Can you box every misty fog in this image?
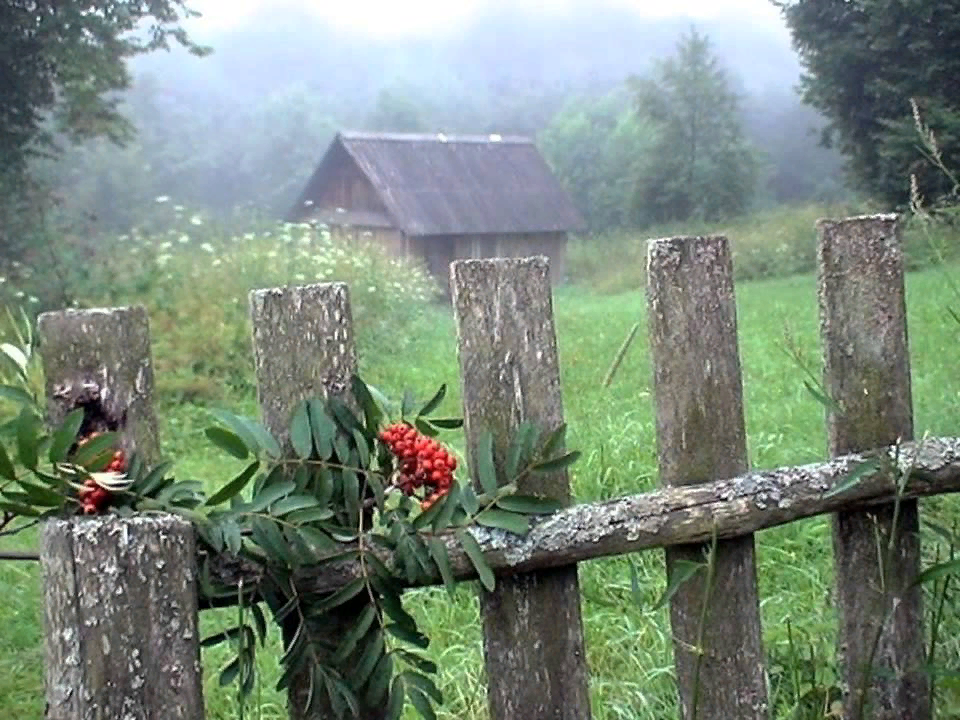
[48,3,845,233]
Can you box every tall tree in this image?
[629,27,758,225]
[0,0,207,254]
[774,0,960,208]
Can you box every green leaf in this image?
[416,384,446,418]
[354,631,386,692]
[476,508,530,536]
[394,648,438,675]
[803,380,841,413]
[375,582,418,630]
[308,398,336,461]
[460,483,479,516]
[407,684,438,720]
[457,529,495,591]
[912,558,960,588]
[311,578,367,616]
[0,439,16,481]
[286,506,335,525]
[823,458,882,499]
[414,416,439,438]
[205,461,260,506]
[369,654,396,705]
[204,427,249,460]
[133,460,174,497]
[48,408,85,464]
[402,670,443,704]
[428,537,456,597]
[298,525,337,551]
[343,469,361,526]
[475,430,497,495]
[15,409,41,470]
[0,343,28,379]
[495,494,566,514]
[290,401,313,459]
[71,431,119,470]
[315,466,335,506]
[201,626,246,647]
[352,428,371,468]
[250,517,294,566]
[387,677,404,720]
[0,384,35,408]
[387,623,430,649]
[219,656,242,687]
[431,484,460,532]
[351,375,384,431]
[248,480,296,512]
[13,479,63,507]
[333,604,378,663]
[0,500,41,517]
[421,417,463,430]
[540,422,568,459]
[271,494,321,517]
[209,409,282,459]
[530,450,581,474]
[653,559,705,610]
[506,422,538,480]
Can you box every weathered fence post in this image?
[37,306,161,464]
[646,236,769,719]
[817,214,929,719]
[248,283,382,720]
[42,515,204,720]
[451,256,592,719]
[37,308,202,719]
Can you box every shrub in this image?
[3,205,439,404]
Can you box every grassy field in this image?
[3,227,960,717]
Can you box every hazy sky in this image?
[188,0,788,37]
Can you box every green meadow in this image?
[2,208,960,718]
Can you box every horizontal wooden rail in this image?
[203,436,960,598]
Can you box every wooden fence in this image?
[34,213,960,720]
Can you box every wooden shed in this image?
[286,131,586,291]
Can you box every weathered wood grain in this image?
[42,514,203,720]
[37,306,160,465]
[817,213,929,719]
[646,235,768,719]
[451,256,591,720]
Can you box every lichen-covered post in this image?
[248,283,383,720]
[37,306,161,465]
[817,214,929,719]
[646,236,769,719]
[42,514,204,720]
[451,256,591,720]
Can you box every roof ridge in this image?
[338,130,533,144]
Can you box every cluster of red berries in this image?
[378,423,457,510]
[78,478,112,515]
[75,432,127,515]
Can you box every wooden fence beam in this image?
[248,283,382,720]
[200,435,960,597]
[647,236,769,719]
[451,257,592,720]
[42,514,204,720]
[817,214,929,719]
[37,306,161,465]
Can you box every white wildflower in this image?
[160,241,172,250]
[28,296,39,304]
[190,215,203,226]
[178,234,189,244]
[155,195,170,203]
[200,242,214,253]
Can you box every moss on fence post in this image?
[646,235,769,720]
[451,256,592,720]
[817,214,929,720]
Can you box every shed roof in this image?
[288,131,587,235]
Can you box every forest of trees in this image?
[5,0,957,256]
